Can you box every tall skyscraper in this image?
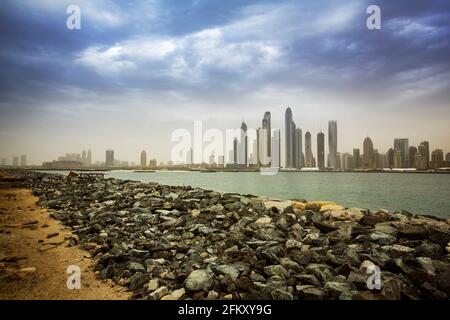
[140,150,147,167]
[12,156,19,166]
[353,149,360,169]
[233,138,238,165]
[328,120,338,169]
[419,141,430,169]
[387,148,395,168]
[262,112,271,165]
[257,128,269,166]
[394,138,409,168]
[271,130,281,168]
[409,146,417,169]
[82,150,87,165]
[305,131,313,167]
[105,149,114,167]
[239,122,248,167]
[317,132,325,169]
[431,149,444,169]
[87,150,92,166]
[295,128,303,168]
[285,107,293,168]
[20,155,27,167]
[363,137,374,169]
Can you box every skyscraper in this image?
[20,155,27,167]
[1,158,6,166]
[87,150,92,166]
[394,138,409,168]
[387,148,395,168]
[13,156,19,166]
[363,137,374,169]
[328,121,338,169]
[305,131,313,167]
[82,150,87,165]
[271,130,281,168]
[295,128,303,168]
[233,138,238,165]
[409,146,417,169]
[317,132,325,169]
[140,150,147,167]
[239,122,248,167]
[105,149,114,167]
[353,149,360,169]
[285,107,294,168]
[419,141,430,169]
[262,112,271,164]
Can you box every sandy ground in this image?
[0,185,131,300]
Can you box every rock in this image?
[147,279,160,292]
[360,260,377,274]
[398,225,428,240]
[415,240,443,257]
[129,272,148,291]
[271,289,293,300]
[436,271,450,295]
[255,216,272,225]
[370,231,396,245]
[207,290,219,300]
[285,239,303,249]
[320,204,344,213]
[149,286,169,300]
[380,278,402,300]
[326,208,363,222]
[184,269,214,292]
[161,288,185,300]
[347,271,367,290]
[324,282,354,299]
[264,265,289,279]
[127,262,146,273]
[305,264,334,284]
[296,285,325,300]
[384,244,415,257]
[212,264,240,280]
[223,294,233,300]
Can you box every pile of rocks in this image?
[4,171,450,300]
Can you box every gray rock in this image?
[184,269,214,291]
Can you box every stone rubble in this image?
[2,170,450,300]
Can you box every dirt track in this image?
[0,186,130,300]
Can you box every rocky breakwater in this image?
[5,171,450,300]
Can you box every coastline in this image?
[1,170,450,300]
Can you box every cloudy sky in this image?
[0,0,449,165]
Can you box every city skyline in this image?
[1,1,450,164]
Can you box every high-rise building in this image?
[257,128,269,167]
[353,149,360,169]
[285,107,294,168]
[1,158,6,166]
[295,128,303,168]
[13,156,19,166]
[431,149,444,169]
[342,153,353,170]
[408,146,417,169]
[209,154,216,166]
[394,150,402,168]
[239,122,248,167]
[271,130,281,168]
[149,159,157,167]
[387,148,394,168]
[262,112,271,164]
[317,132,325,169]
[105,149,114,167]
[305,131,313,167]
[328,120,338,169]
[394,138,409,168]
[87,150,92,166]
[446,153,450,162]
[419,141,430,169]
[373,149,379,169]
[20,155,27,167]
[82,150,87,165]
[363,137,374,169]
[233,138,238,165]
[140,150,147,167]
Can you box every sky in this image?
[0,0,449,165]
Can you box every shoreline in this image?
[1,170,450,300]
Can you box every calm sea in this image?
[36,170,450,218]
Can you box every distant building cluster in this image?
[0,155,27,167]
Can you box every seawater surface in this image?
[36,170,450,218]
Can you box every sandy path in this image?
[0,187,131,300]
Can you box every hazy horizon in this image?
[1,0,449,165]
